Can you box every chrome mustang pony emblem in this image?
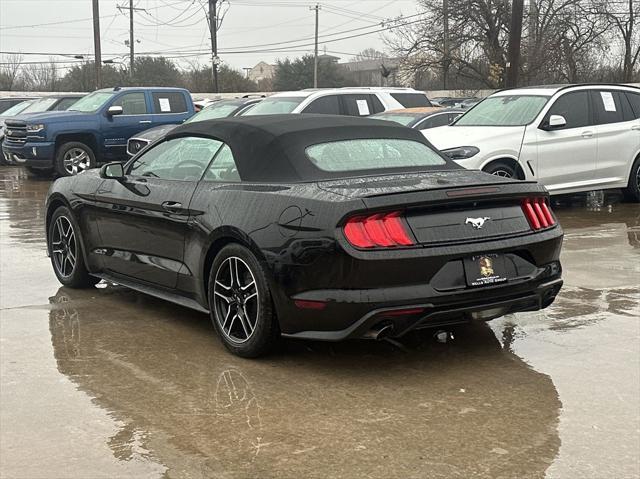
[465,217,491,229]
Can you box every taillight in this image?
[522,197,556,231]
[343,211,415,248]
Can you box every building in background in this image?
[248,62,276,84]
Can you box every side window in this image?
[369,95,385,113]
[618,92,636,121]
[546,91,590,129]
[419,114,451,129]
[112,92,148,115]
[129,136,222,181]
[54,98,79,111]
[342,94,376,116]
[591,90,625,125]
[390,93,431,108]
[625,92,640,119]
[302,95,340,115]
[152,92,188,114]
[203,145,241,182]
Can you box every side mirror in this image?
[100,162,125,180]
[543,114,567,130]
[107,105,123,116]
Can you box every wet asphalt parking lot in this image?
[0,166,638,479]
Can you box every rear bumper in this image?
[2,141,55,167]
[281,272,562,341]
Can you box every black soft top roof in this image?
[166,114,455,182]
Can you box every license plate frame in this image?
[463,254,508,287]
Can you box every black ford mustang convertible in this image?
[45,115,563,357]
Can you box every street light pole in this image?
[92,0,102,89]
[310,3,320,88]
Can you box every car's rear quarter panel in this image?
[184,182,362,313]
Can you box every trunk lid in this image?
[319,170,548,247]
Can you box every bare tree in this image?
[0,53,24,90]
[351,48,388,62]
[558,3,610,81]
[388,0,511,89]
[595,0,640,81]
[389,0,622,88]
[21,59,58,91]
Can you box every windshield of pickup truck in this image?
[68,91,115,112]
[454,95,549,126]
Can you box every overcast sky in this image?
[0,0,419,73]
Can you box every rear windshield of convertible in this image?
[305,138,446,172]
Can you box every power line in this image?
[0,0,192,30]
[0,14,422,62]
[319,0,393,34]
[0,13,423,59]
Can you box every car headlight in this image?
[26,124,45,132]
[441,146,479,160]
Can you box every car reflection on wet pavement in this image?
[0,167,638,479]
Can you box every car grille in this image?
[4,120,27,146]
[127,138,149,156]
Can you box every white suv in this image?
[241,87,431,116]
[422,84,640,201]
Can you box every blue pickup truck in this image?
[2,87,194,176]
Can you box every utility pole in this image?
[442,0,449,90]
[310,4,320,88]
[129,0,134,82]
[209,0,219,93]
[117,2,145,82]
[506,0,524,88]
[92,0,102,89]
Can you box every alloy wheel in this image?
[491,169,513,178]
[51,216,77,278]
[63,148,91,175]
[213,256,260,344]
[636,164,640,193]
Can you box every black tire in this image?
[622,157,640,203]
[208,244,279,358]
[48,206,100,288]
[54,141,96,177]
[25,166,53,178]
[483,161,517,179]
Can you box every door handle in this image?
[632,125,640,131]
[161,201,183,213]
[139,120,152,124]
[581,130,594,138]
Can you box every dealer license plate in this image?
[464,254,508,287]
